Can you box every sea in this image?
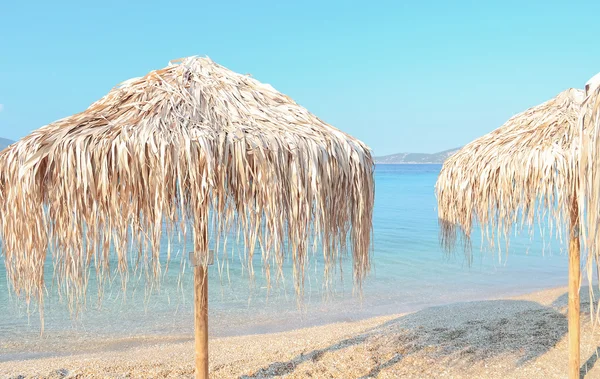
[0,164,570,359]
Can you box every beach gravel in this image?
[1,287,598,378]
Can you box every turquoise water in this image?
[0,164,569,357]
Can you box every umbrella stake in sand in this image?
[189,250,213,379]
[568,194,580,379]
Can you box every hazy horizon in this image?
[0,134,460,156]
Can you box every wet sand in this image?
[1,286,599,378]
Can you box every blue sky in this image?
[1,1,599,155]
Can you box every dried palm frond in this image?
[436,88,584,254]
[578,75,600,323]
[0,57,375,317]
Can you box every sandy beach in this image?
[0,286,598,378]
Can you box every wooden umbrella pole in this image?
[194,257,209,379]
[568,194,581,379]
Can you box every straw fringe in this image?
[436,88,584,257]
[0,57,374,315]
[578,82,600,325]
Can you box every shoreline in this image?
[1,285,599,378]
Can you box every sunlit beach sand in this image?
[2,286,598,378]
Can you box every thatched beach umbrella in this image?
[436,88,585,379]
[579,73,600,316]
[0,57,374,378]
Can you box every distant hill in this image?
[0,137,14,151]
[374,147,461,164]
[0,138,462,163]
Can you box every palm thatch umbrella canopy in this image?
[0,56,375,378]
[436,88,586,379]
[579,73,600,315]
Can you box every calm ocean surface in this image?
[0,164,569,357]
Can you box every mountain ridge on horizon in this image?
[374,147,461,164]
[0,136,460,164]
[0,137,14,151]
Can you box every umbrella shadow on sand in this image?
[241,299,567,378]
[552,286,600,378]
[551,286,599,313]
